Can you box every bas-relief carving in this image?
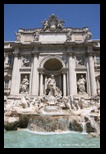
[76,56,85,67]
[21,57,31,67]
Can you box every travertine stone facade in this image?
[4,14,100,98]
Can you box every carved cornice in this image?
[38,67,68,75]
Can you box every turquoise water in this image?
[4,129,100,148]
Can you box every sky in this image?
[4,4,100,41]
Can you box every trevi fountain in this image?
[4,74,100,148]
[4,14,100,148]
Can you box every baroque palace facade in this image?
[4,14,100,99]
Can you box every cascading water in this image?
[86,116,100,134]
[27,115,70,132]
[81,122,87,134]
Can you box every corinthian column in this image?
[67,46,76,96]
[5,53,8,64]
[10,48,20,95]
[88,46,96,96]
[63,73,66,96]
[31,47,39,96]
[40,72,43,96]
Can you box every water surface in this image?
[4,129,100,148]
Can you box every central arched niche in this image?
[44,58,63,71]
[43,58,63,94]
[39,56,66,95]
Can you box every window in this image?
[8,56,12,65]
[96,56,100,64]
[4,80,9,88]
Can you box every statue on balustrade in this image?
[33,30,39,41]
[42,20,49,31]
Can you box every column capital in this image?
[86,46,95,57]
[67,46,74,57]
[32,52,39,57]
[38,68,44,74]
[88,50,97,95]
[67,51,74,57]
[62,68,68,74]
[32,47,39,56]
[13,47,20,57]
[87,51,95,57]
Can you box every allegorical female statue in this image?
[77,75,86,94]
[20,76,29,93]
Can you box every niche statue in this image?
[77,75,86,94]
[20,76,29,93]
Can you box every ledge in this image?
[75,67,87,71]
[19,67,31,71]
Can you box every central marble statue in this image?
[45,74,62,97]
[46,74,56,96]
